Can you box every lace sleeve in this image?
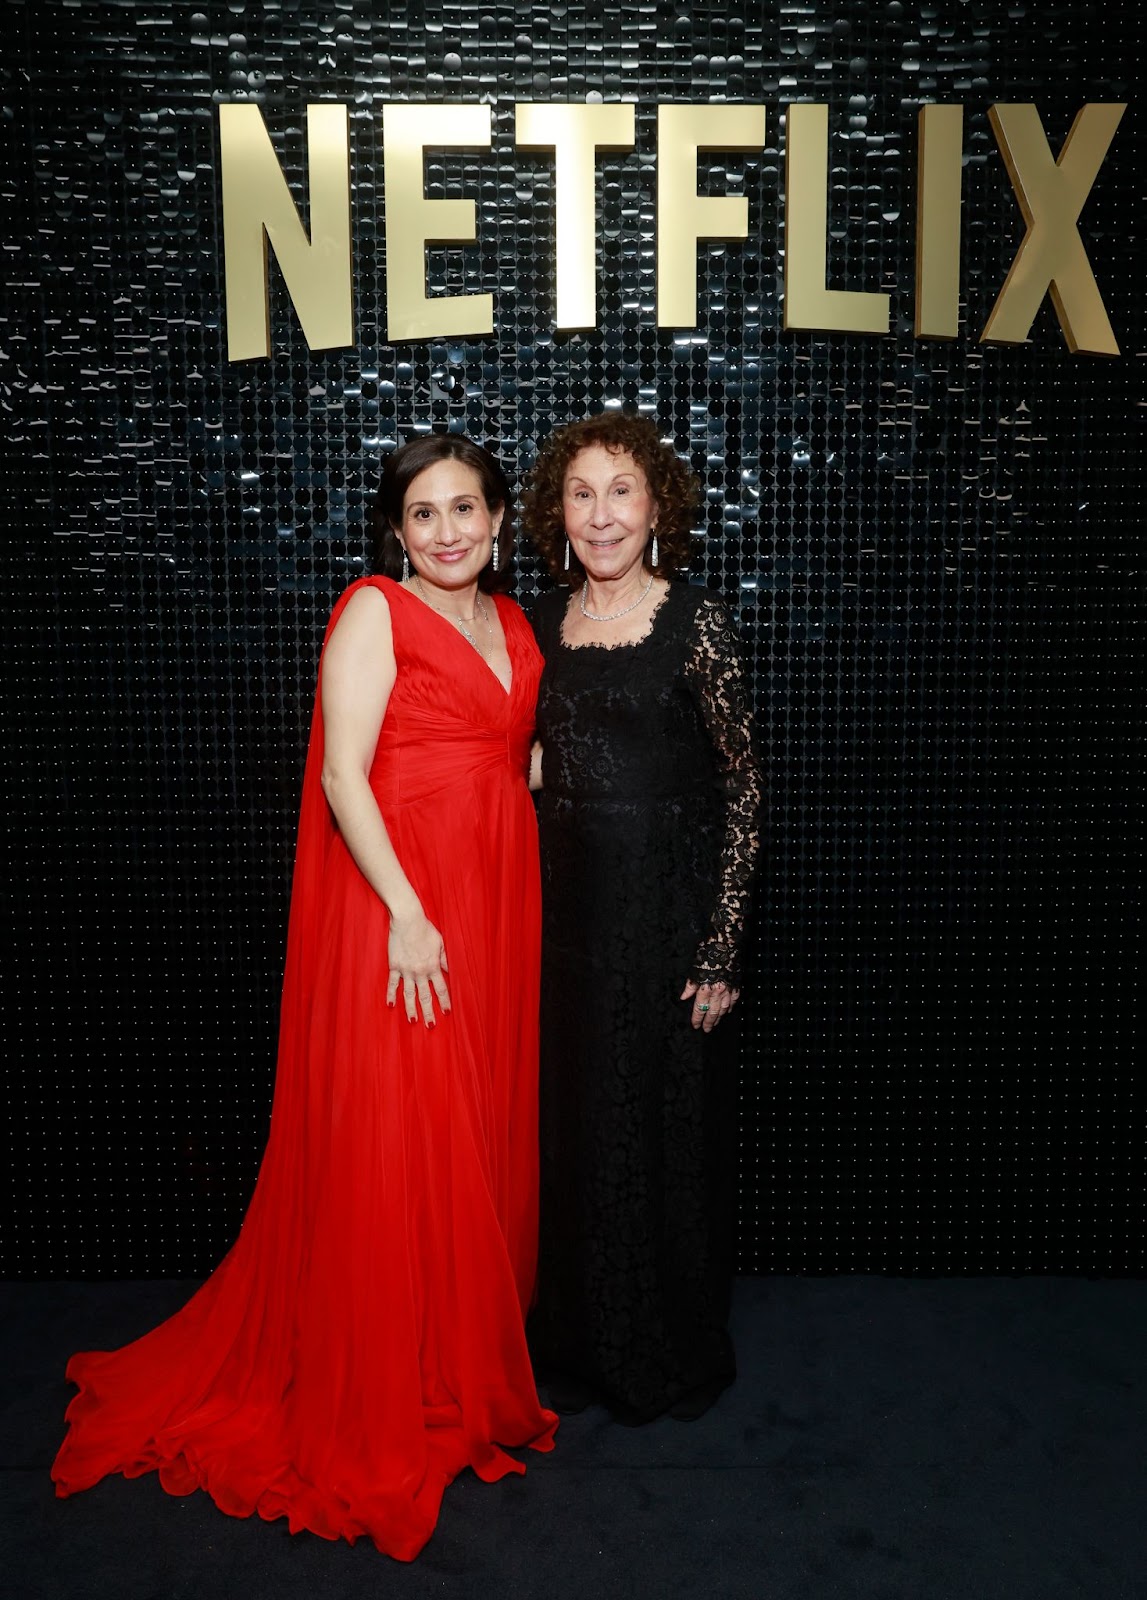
[683,596,763,988]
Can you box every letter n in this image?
[219,103,353,361]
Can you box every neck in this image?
[412,571,481,617]
[583,565,652,613]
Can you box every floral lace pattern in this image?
[528,580,762,1419]
[682,595,762,985]
[534,582,761,984]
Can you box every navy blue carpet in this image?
[2,1276,1144,1599]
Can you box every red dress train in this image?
[52,577,557,1560]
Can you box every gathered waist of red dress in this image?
[369,730,532,808]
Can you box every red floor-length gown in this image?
[52,576,557,1560]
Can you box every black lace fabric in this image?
[528,581,762,1422]
[682,595,762,986]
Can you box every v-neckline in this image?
[392,580,514,698]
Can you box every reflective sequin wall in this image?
[3,0,1143,1274]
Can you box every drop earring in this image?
[564,539,571,572]
[651,532,659,568]
[402,547,410,582]
[492,533,500,570]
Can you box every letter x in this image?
[982,103,1125,356]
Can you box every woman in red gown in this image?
[52,435,557,1560]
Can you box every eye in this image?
[613,484,629,496]
[455,501,474,515]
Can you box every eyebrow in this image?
[406,492,479,509]
[566,472,638,487]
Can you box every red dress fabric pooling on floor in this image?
[52,577,557,1560]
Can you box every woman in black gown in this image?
[523,413,762,1424]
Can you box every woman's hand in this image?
[680,978,740,1033]
[386,909,451,1027]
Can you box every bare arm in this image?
[320,586,450,1026]
[528,740,544,792]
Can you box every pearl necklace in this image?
[413,575,493,655]
[579,573,655,622]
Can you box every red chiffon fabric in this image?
[52,577,557,1560]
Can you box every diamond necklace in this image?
[579,573,654,622]
[413,574,492,654]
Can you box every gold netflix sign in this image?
[218,101,1127,361]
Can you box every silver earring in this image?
[402,547,410,582]
[651,532,659,567]
[492,533,499,569]
[564,538,571,572]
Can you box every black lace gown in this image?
[529,580,762,1422]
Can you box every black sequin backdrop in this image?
[2,0,1143,1276]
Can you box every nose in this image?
[589,498,611,528]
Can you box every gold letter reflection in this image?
[982,103,1125,356]
[383,104,492,341]
[915,105,964,340]
[219,103,352,362]
[657,104,766,328]
[515,103,636,329]
[784,103,889,335]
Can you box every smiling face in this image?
[562,445,658,583]
[397,458,503,591]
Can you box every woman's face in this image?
[398,458,502,589]
[562,445,658,583]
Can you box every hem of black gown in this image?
[666,1372,735,1422]
[534,1353,736,1428]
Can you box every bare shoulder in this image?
[331,580,393,638]
[324,581,395,672]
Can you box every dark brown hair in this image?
[371,433,514,591]
[521,413,700,586]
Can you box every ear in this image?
[492,505,505,535]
